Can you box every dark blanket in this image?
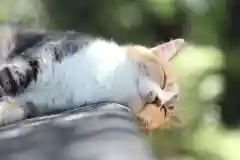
[0,103,157,160]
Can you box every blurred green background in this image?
[1,0,240,159]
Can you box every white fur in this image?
[15,39,148,113]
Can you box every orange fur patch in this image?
[136,104,166,132]
[136,104,182,132]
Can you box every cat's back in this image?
[54,39,135,84]
[16,39,139,110]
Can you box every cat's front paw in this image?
[146,89,177,117]
[138,77,177,107]
[0,96,26,126]
[155,90,177,107]
[145,90,157,104]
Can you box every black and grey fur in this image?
[0,23,96,125]
[0,23,94,95]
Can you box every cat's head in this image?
[123,38,184,89]
[150,38,184,100]
[124,38,184,102]
[126,39,185,131]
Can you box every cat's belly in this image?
[15,40,141,112]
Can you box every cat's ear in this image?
[151,38,185,61]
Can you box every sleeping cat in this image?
[0,24,184,128]
[16,40,181,112]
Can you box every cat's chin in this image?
[135,103,166,132]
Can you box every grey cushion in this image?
[0,103,157,160]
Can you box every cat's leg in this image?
[0,57,36,97]
[128,96,145,114]
[0,96,28,126]
[138,77,178,121]
[138,77,177,108]
[0,96,41,126]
